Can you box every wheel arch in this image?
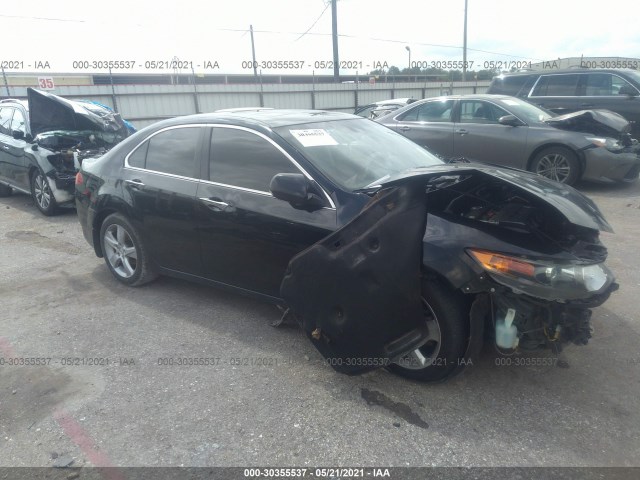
[92,203,133,258]
[526,142,585,175]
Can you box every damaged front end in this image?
[282,164,618,378]
[546,109,640,182]
[418,166,618,354]
[27,88,131,204]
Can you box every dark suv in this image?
[487,69,640,136]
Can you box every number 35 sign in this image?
[37,77,55,90]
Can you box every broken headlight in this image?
[467,249,614,301]
[586,136,624,152]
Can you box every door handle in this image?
[2,145,9,149]
[399,126,411,131]
[199,197,231,212]
[124,179,145,188]
[456,129,468,135]
[580,103,594,108]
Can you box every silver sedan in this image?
[376,94,640,185]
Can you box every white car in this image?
[354,98,416,119]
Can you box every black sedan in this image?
[76,110,617,382]
[0,88,131,215]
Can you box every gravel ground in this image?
[0,180,639,471]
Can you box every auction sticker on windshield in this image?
[290,129,338,147]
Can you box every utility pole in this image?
[331,0,339,83]
[1,65,10,97]
[462,0,468,81]
[250,25,259,82]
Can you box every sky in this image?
[2,0,639,75]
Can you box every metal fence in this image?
[4,80,490,129]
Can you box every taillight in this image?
[75,171,84,185]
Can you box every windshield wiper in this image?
[362,174,391,189]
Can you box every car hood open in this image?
[545,109,631,137]
[374,163,613,233]
[27,88,129,139]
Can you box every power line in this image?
[218,28,543,61]
[0,14,85,23]
[296,1,331,40]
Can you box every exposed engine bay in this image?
[26,88,133,203]
[421,170,617,353]
[282,166,618,375]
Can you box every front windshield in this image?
[274,118,443,190]
[495,97,554,123]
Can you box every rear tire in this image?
[388,279,469,382]
[30,169,59,216]
[530,147,580,185]
[0,183,12,197]
[99,213,158,286]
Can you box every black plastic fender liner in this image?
[280,183,430,375]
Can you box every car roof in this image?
[494,68,639,78]
[0,99,28,110]
[412,94,517,102]
[148,109,358,130]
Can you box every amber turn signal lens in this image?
[468,249,535,278]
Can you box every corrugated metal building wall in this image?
[4,81,490,129]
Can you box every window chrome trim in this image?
[207,124,336,210]
[199,178,272,196]
[123,122,336,210]
[123,124,206,182]
[124,165,201,183]
[528,72,640,98]
[391,98,455,123]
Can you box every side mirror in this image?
[498,114,525,127]
[11,130,25,140]
[618,85,638,97]
[270,173,326,211]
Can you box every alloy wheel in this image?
[535,153,571,183]
[34,174,51,210]
[103,224,138,278]
[394,299,442,370]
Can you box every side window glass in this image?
[127,141,149,168]
[400,101,453,122]
[210,127,300,192]
[10,109,26,135]
[0,108,13,136]
[532,74,579,96]
[612,76,638,96]
[145,127,200,178]
[499,76,529,96]
[356,105,375,117]
[460,101,510,124]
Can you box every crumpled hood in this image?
[545,109,631,137]
[376,163,613,233]
[27,88,129,139]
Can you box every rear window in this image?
[489,75,533,97]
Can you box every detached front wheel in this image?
[388,280,469,382]
[99,213,158,286]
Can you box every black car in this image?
[76,110,617,382]
[487,68,640,136]
[0,88,131,215]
